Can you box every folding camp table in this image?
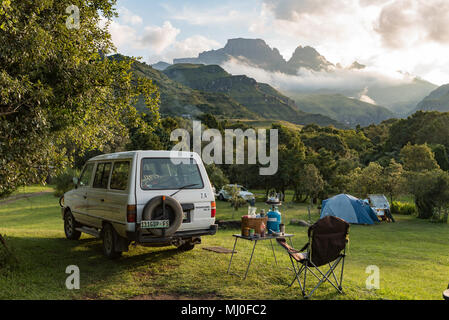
[227,233,294,280]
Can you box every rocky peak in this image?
[222,38,285,69]
[287,46,334,72]
[349,61,366,70]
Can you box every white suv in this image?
[61,151,217,258]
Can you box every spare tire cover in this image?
[142,196,183,236]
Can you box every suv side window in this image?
[93,162,112,189]
[79,163,95,187]
[110,161,130,190]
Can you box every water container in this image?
[267,207,281,234]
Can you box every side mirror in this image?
[72,177,79,186]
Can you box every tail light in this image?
[211,201,216,218]
[127,205,136,223]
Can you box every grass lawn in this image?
[0,186,448,300]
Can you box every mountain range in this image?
[155,38,438,121]
[115,55,344,127]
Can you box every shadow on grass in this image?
[1,234,185,299]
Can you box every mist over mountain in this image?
[162,63,344,127]
[110,55,344,127]
[173,38,437,117]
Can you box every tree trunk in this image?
[0,233,11,253]
[415,197,434,219]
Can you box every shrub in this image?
[52,168,80,197]
[391,201,417,215]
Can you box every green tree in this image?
[400,143,439,172]
[296,164,324,204]
[268,124,306,201]
[0,0,159,197]
[348,162,383,198]
[406,169,449,219]
[205,164,229,190]
[224,184,247,218]
[382,159,405,203]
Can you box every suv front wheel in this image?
[64,210,81,240]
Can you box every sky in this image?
[106,0,449,85]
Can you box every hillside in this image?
[286,92,396,127]
[413,84,449,113]
[122,56,258,119]
[162,63,344,127]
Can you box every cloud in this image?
[221,56,413,95]
[141,21,180,54]
[149,35,221,64]
[104,19,138,50]
[117,7,143,25]
[374,0,449,48]
[101,19,180,55]
[263,0,350,21]
[165,3,255,26]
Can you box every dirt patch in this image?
[0,191,52,204]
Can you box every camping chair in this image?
[277,216,350,299]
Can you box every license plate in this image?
[141,220,169,229]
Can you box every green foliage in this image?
[224,184,247,216]
[400,143,439,172]
[387,111,449,152]
[295,164,324,203]
[52,168,80,197]
[391,201,417,215]
[0,1,160,197]
[205,164,229,189]
[347,162,383,198]
[405,169,449,219]
[383,159,405,203]
[430,144,449,171]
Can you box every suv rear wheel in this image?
[64,210,81,240]
[102,223,122,259]
[176,240,196,251]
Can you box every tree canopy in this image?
[0,0,159,196]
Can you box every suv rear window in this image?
[110,161,130,190]
[141,158,204,190]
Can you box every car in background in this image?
[217,184,255,202]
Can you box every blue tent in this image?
[320,194,380,225]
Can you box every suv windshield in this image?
[141,158,204,190]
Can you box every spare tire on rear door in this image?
[142,196,183,237]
